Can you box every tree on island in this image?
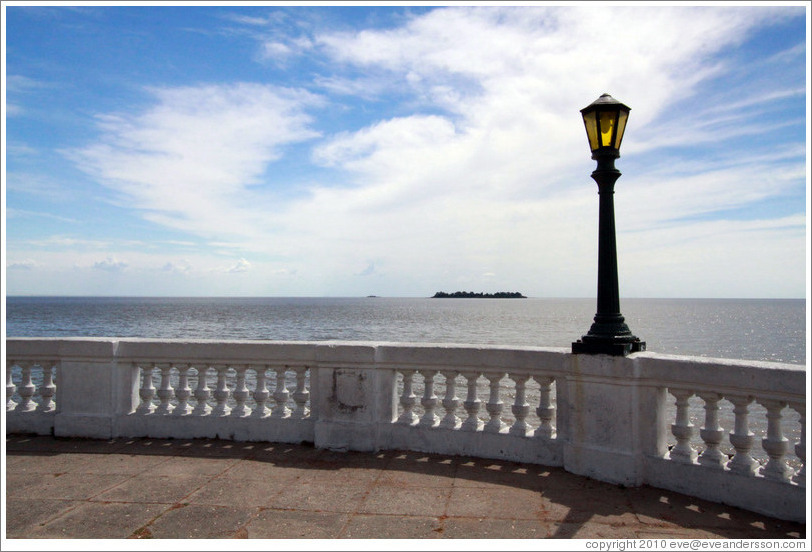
[431,291,527,298]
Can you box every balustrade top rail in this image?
[7,337,805,389]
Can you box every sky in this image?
[2,2,809,298]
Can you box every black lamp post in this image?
[572,93,645,356]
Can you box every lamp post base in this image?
[572,335,646,356]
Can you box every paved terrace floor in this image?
[4,434,807,540]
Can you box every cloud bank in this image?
[6,6,806,298]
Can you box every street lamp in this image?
[572,93,645,356]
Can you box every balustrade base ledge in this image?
[385,423,564,466]
[54,414,115,440]
[6,411,55,436]
[564,443,643,487]
[116,413,316,443]
[644,456,806,524]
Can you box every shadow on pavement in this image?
[5,434,806,540]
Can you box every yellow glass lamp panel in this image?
[583,111,599,151]
[614,110,628,149]
[598,111,615,147]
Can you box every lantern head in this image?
[581,93,630,159]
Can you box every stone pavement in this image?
[4,434,806,540]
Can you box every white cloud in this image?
[66,83,323,243]
[6,103,25,117]
[5,172,79,201]
[223,14,273,26]
[7,260,37,271]
[93,256,128,272]
[356,262,377,277]
[262,41,293,59]
[226,258,252,273]
[5,208,79,224]
[5,74,49,93]
[22,236,118,249]
[162,260,192,274]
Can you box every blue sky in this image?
[3,2,809,298]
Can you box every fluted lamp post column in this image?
[572,93,645,356]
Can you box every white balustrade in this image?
[759,399,792,482]
[698,392,726,469]
[461,371,483,431]
[15,363,37,413]
[125,362,311,421]
[136,364,157,415]
[173,364,193,416]
[155,364,175,415]
[727,394,759,476]
[5,339,805,523]
[397,370,419,425]
[789,401,805,487]
[439,371,461,429]
[483,372,506,433]
[126,362,312,422]
[6,361,17,411]
[669,388,697,463]
[665,391,805,482]
[509,373,531,437]
[35,362,57,413]
[192,366,212,416]
[292,367,310,418]
[212,365,232,417]
[534,376,555,439]
[252,366,271,418]
[271,368,290,419]
[419,369,440,428]
[6,361,59,413]
[231,365,251,418]
[391,368,554,440]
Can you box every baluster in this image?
[231,364,251,417]
[211,365,232,417]
[136,364,157,414]
[790,401,805,487]
[173,364,192,416]
[669,389,697,463]
[6,361,17,411]
[534,376,555,439]
[155,364,175,415]
[192,366,212,416]
[252,365,271,418]
[484,372,506,433]
[759,399,792,481]
[509,373,531,437]
[727,394,758,476]
[397,370,419,425]
[292,367,310,418]
[15,363,37,412]
[271,368,290,418]
[461,371,482,431]
[36,362,57,413]
[698,392,726,468]
[439,370,461,429]
[419,370,440,427]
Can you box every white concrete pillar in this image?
[563,353,664,486]
[52,339,138,439]
[312,344,396,452]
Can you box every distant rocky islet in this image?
[431,291,527,298]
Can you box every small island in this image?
[431,291,527,299]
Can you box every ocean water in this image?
[4,296,807,364]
